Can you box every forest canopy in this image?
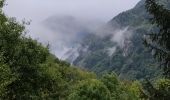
[0,0,170,100]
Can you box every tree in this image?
[68,79,111,100]
[101,73,122,100]
[145,0,170,77]
[0,0,61,99]
[141,79,170,100]
[101,73,140,100]
[141,0,170,99]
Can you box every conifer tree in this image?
[145,0,170,77]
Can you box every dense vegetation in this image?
[0,0,170,99]
[141,0,170,99]
[0,0,141,99]
[70,0,170,80]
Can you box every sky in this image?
[4,0,140,22]
[3,0,141,59]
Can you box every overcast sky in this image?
[4,0,140,22]
[3,0,141,59]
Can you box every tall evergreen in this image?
[141,0,170,100]
[145,0,170,77]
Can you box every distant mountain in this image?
[67,0,170,80]
[43,0,170,80]
[43,15,105,59]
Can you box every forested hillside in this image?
[70,0,170,80]
[0,0,142,99]
[1,0,170,99]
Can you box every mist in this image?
[3,0,140,59]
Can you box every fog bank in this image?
[3,0,140,59]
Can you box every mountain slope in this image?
[68,0,170,80]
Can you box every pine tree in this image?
[145,0,170,77]
[142,0,170,99]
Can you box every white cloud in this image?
[107,47,117,56]
[3,0,140,59]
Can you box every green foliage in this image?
[0,63,15,98]
[67,72,141,100]
[139,1,170,100]
[72,0,161,80]
[0,10,50,98]
[155,79,170,98]
[145,0,170,77]
[101,73,141,100]
[101,73,122,99]
[0,1,97,99]
[127,81,142,100]
[68,79,111,100]
[141,79,170,100]
[1,0,169,99]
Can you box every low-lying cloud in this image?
[41,15,104,58]
[3,0,140,59]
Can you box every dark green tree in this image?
[101,73,141,100]
[141,0,170,100]
[0,0,61,99]
[101,73,122,100]
[145,0,170,77]
[68,79,111,100]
